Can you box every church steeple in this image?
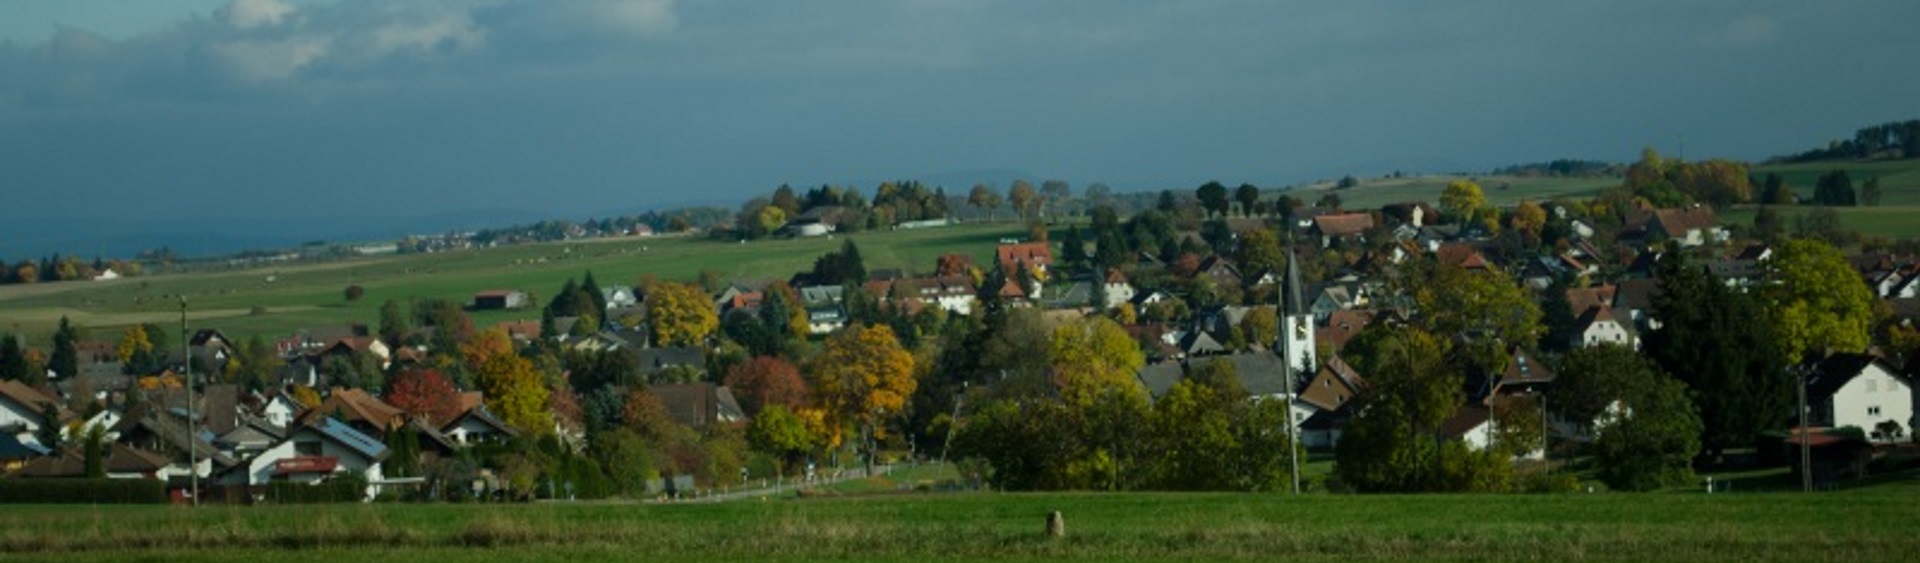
[1277,248,1316,382]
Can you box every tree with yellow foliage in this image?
[1510,201,1548,241]
[1048,316,1146,406]
[647,282,718,348]
[462,328,553,435]
[809,324,916,472]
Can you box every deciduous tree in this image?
[724,356,808,416]
[810,324,916,461]
[386,368,463,426]
[1048,316,1146,406]
[647,282,718,348]
[1764,238,1874,363]
[1645,252,1788,460]
[462,328,553,435]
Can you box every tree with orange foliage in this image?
[724,356,808,416]
[461,328,552,435]
[385,368,463,426]
[809,324,915,470]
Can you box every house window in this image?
[295,441,322,456]
[1869,406,1882,417]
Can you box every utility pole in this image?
[181,296,198,506]
[1799,364,1811,493]
[1280,249,1302,495]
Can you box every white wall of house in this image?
[1577,319,1635,349]
[1103,282,1135,310]
[0,399,42,437]
[241,432,385,491]
[1828,364,1914,441]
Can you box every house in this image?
[1310,213,1374,248]
[110,404,238,480]
[10,442,172,480]
[1647,206,1728,247]
[0,433,48,472]
[1804,353,1914,442]
[1316,309,1375,355]
[636,346,706,377]
[647,383,747,429]
[1102,269,1136,310]
[1196,255,1242,289]
[600,285,639,309]
[1379,202,1437,228]
[472,290,528,310]
[0,380,62,448]
[1296,355,1367,448]
[996,242,1053,276]
[1573,306,1636,350]
[441,404,519,446]
[913,275,977,315]
[297,387,408,438]
[232,417,388,500]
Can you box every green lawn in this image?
[0,223,1039,343]
[2,486,1917,562]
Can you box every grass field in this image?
[1720,205,1920,239]
[1297,175,1620,210]
[0,223,1039,343]
[2,485,1917,562]
[1752,160,1920,206]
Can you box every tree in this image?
[770,184,802,216]
[1439,180,1487,225]
[386,368,463,426]
[969,184,1003,221]
[811,325,916,473]
[0,335,27,381]
[1334,324,1458,492]
[1196,181,1230,218]
[462,328,553,435]
[747,404,813,473]
[1861,176,1882,206]
[1235,183,1261,217]
[1510,201,1548,241]
[116,324,156,375]
[1559,345,1702,491]
[1813,170,1856,206]
[1644,251,1789,460]
[379,299,411,345]
[1764,239,1874,363]
[1233,228,1285,281]
[344,285,365,302]
[724,356,808,416]
[1008,181,1039,221]
[1237,306,1278,352]
[1411,262,1543,370]
[1753,206,1785,241]
[647,282,718,348]
[1760,173,1796,205]
[48,316,77,383]
[1041,180,1073,218]
[83,424,106,478]
[1047,317,1146,406]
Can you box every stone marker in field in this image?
[1046,510,1065,538]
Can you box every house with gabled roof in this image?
[441,403,520,446]
[10,442,172,480]
[230,417,388,499]
[996,242,1054,276]
[298,387,408,438]
[1648,206,1727,247]
[0,380,64,448]
[648,383,747,429]
[1310,213,1374,248]
[1803,353,1914,442]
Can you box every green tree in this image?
[1813,170,1855,206]
[1196,181,1231,218]
[1008,181,1039,221]
[1765,239,1874,363]
[1566,347,1703,491]
[1644,252,1789,460]
[1334,324,1457,492]
[1235,183,1261,217]
[1860,177,1882,206]
[83,424,106,478]
[1411,262,1543,371]
[968,184,1003,221]
[1233,228,1285,280]
[48,316,78,383]
[746,404,813,473]
[462,328,554,435]
[378,299,411,346]
[0,335,27,381]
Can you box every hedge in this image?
[0,478,168,504]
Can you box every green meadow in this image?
[0,223,1037,343]
[2,484,1916,562]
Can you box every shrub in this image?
[0,478,167,504]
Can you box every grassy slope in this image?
[0,223,1036,343]
[2,486,1917,562]
[1296,175,1619,210]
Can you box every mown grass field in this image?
[1720,205,1920,239]
[0,223,1038,343]
[2,485,1917,562]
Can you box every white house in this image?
[1807,353,1915,442]
[1102,269,1136,311]
[1574,306,1636,350]
[0,380,60,448]
[235,417,388,500]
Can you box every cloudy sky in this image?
[1,0,1916,256]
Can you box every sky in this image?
[1,0,1917,256]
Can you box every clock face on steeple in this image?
[1294,318,1309,339]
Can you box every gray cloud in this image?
[0,0,1916,256]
